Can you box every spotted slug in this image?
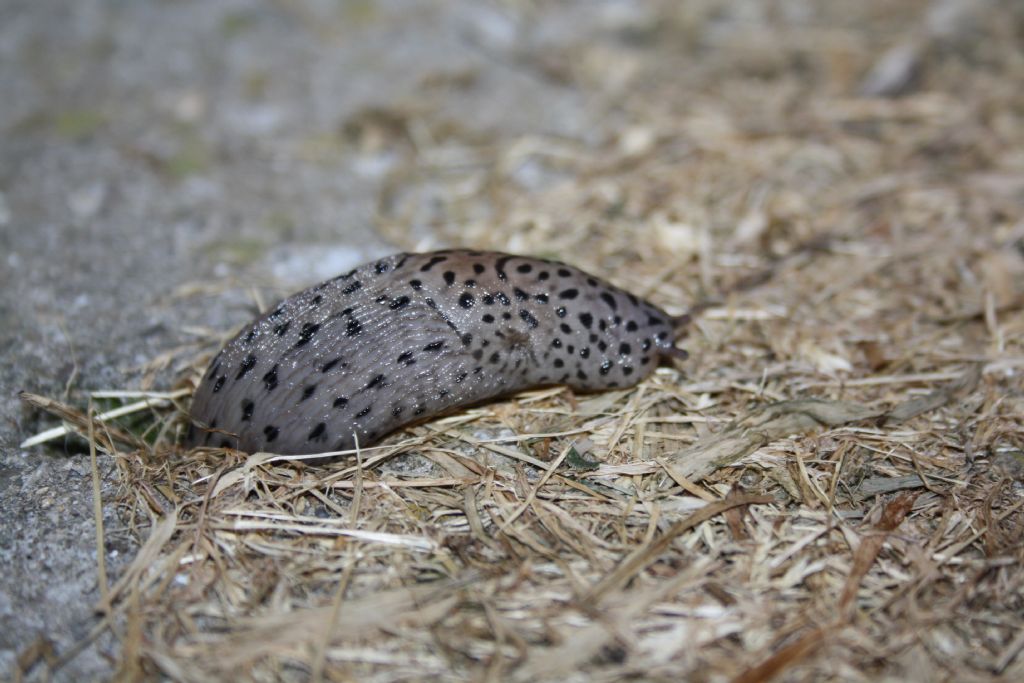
[187,250,689,454]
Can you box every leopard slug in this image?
[187,250,689,454]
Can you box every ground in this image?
[2,1,1022,681]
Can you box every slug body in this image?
[188,250,686,454]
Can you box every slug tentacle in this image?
[189,250,688,454]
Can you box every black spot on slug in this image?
[375,261,390,274]
[516,263,533,274]
[559,288,579,300]
[409,279,423,290]
[420,255,447,271]
[423,341,444,352]
[236,355,257,380]
[365,374,386,390]
[333,396,349,408]
[599,360,613,375]
[300,384,317,401]
[519,309,539,328]
[443,271,456,286]
[514,287,529,301]
[397,351,415,366]
[458,292,475,309]
[494,255,513,280]
[213,375,226,393]
[321,357,344,373]
[295,323,320,347]
[274,321,291,336]
[343,281,362,295]
[264,425,279,442]
[473,263,485,275]
[241,399,254,421]
[346,318,363,337]
[556,306,567,318]
[389,296,411,310]
[263,365,279,390]
[355,405,372,419]
[308,422,326,440]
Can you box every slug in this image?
[187,250,689,454]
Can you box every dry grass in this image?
[15,1,1024,681]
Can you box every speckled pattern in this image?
[188,250,687,454]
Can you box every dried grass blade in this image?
[662,399,880,483]
[839,492,918,615]
[18,391,151,450]
[584,493,773,601]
